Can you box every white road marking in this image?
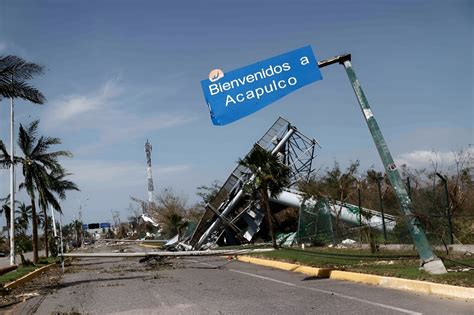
[188,259,422,315]
[229,269,297,287]
[296,285,421,315]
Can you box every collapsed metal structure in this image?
[189,117,320,249]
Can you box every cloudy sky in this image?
[0,0,472,224]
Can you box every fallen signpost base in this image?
[62,248,274,258]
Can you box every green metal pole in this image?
[340,58,446,274]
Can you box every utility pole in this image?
[436,172,454,245]
[9,93,15,266]
[58,213,64,272]
[145,140,156,212]
[317,54,447,274]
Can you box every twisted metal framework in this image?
[189,117,320,249]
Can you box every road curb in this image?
[139,243,162,249]
[236,256,333,278]
[236,256,474,300]
[4,263,56,290]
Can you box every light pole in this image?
[9,92,15,266]
[58,213,64,272]
[316,54,447,273]
[436,172,454,245]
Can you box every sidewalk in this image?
[0,250,46,267]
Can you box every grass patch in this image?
[247,247,474,287]
[0,265,37,285]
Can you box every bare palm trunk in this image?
[261,184,277,249]
[43,207,49,258]
[31,199,38,264]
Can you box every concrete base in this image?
[423,259,447,275]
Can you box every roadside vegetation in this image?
[248,247,474,287]
[296,150,473,247]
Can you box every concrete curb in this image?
[139,243,162,249]
[236,256,474,300]
[237,256,333,278]
[4,263,56,290]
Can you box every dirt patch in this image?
[0,265,62,310]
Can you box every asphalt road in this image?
[13,249,473,314]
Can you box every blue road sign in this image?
[201,46,323,125]
[82,224,88,230]
[100,222,111,229]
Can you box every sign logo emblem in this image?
[209,69,224,82]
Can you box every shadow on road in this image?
[301,276,326,281]
[72,260,131,267]
[187,266,222,270]
[52,275,147,289]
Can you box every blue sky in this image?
[0,0,472,224]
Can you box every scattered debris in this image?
[447,267,474,272]
[0,265,62,310]
[341,239,357,246]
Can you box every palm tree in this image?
[15,203,32,234]
[238,145,290,248]
[0,195,13,240]
[0,120,72,263]
[38,168,79,257]
[0,55,45,103]
[1,55,45,265]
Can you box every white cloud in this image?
[395,147,473,170]
[42,78,197,153]
[50,79,121,122]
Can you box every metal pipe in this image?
[64,248,275,258]
[270,190,396,231]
